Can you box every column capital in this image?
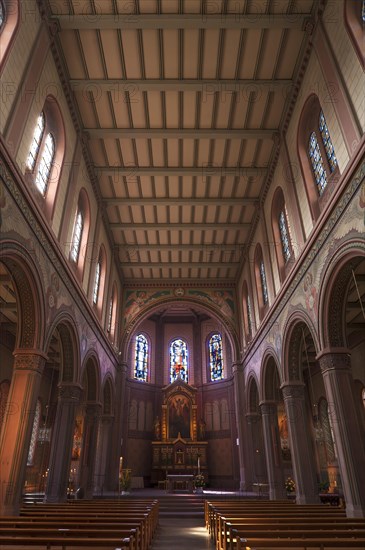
[58,382,83,402]
[232,361,244,375]
[117,362,129,375]
[245,411,261,424]
[316,348,351,374]
[13,349,48,374]
[84,402,102,418]
[259,401,278,416]
[280,380,305,400]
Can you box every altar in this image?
[151,377,208,486]
[167,474,194,492]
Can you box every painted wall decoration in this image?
[123,287,236,329]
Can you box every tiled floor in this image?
[151,517,214,549]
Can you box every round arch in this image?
[81,353,101,403]
[260,349,282,402]
[318,242,365,349]
[0,241,45,350]
[121,296,240,363]
[282,310,319,384]
[44,312,81,383]
[246,372,260,413]
[101,374,114,416]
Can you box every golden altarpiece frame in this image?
[151,378,208,484]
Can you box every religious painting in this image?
[168,395,191,439]
[72,416,83,460]
[277,403,291,461]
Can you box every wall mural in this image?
[123,287,236,328]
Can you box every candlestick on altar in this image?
[119,456,123,470]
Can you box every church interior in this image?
[0,0,365,546]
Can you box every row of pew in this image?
[205,499,365,550]
[0,498,159,549]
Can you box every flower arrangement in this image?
[119,468,132,492]
[285,476,296,493]
[194,473,205,488]
[319,480,330,493]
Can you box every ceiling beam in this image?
[0,302,17,310]
[120,262,240,269]
[70,78,293,93]
[98,166,266,178]
[53,14,309,30]
[117,243,245,251]
[110,223,250,230]
[87,129,274,140]
[104,197,258,206]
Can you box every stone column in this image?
[246,412,267,485]
[317,349,365,518]
[93,414,113,496]
[45,382,82,502]
[232,362,254,491]
[0,350,47,514]
[193,317,203,385]
[260,401,286,500]
[79,402,102,499]
[281,382,319,504]
[105,362,128,491]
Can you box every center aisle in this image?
[151,494,214,549]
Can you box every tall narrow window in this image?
[279,210,291,263]
[170,339,188,383]
[107,296,113,333]
[27,112,45,171]
[70,210,84,262]
[93,261,101,304]
[309,131,327,195]
[319,111,337,172]
[35,133,55,196]
[247,295,253,335]
[0,0,5,30]
[362,0,365,22]
[134,334,148,382]
[260,261,268,305]
[209,333,224,381]
[27,400,41,466]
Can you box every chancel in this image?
[0,1,365,548]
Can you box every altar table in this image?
[167,474,194,493]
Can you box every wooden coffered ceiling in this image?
[43,0,319,282]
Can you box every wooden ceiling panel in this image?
[100,31,124,78]
[121,30,143,79]
[146,91,164,128]
[163,30,180,78]
[60,31,85,77]
[48,0,316,280]
[201,30,221,79]
[183,30,200,78]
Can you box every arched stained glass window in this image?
[27,400,41,466]
[70,210,84,262]
[170,339,188,383]
[27,112,45,171]
[0,0,5,29]
[362,0,365,22]
[209,333,224,381]
[319,111,337,172]
[107,296,113,333]
[134,334,148,382]
[35,133,55,196]
[93,261,101,304]
[247,295,253,335]
[259,260,268,305]
[309,132,327,195]
[279,209,291,263]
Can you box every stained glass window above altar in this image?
[170,339,188,383]
[134,334,148,382]
[209,333,224,381]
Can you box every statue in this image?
[199,418,206,440]
[154,416,161,440]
